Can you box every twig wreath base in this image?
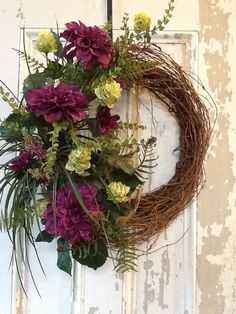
[119,44,211,244]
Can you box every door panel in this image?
[126,34,197,314]
[19,29,197,313]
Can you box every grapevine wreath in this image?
[0,8,211,275]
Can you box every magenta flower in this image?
[44,182,102,244]
[9,151,33,172]
[9,141,46,172]
[61,21,114,69]
[26,141,46,160]
[96,106,120,134]
[115,77,127,90]
[26,83,87,123]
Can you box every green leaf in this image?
[35,230,54,242]
[57,237,72,275]
[64,169,97,223]
[113,169,143,193]
[0,112,34,141]
[23,72,54,94]
[52,31,63,58]
[107,156,134,174]
[73,239,108,270]
[6,112,32,128]
[23,72,46,94]
[44,60,63,79]
[100,193,122,224]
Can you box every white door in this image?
[0,1,235,313]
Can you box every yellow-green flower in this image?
[94,80,122,108]
[35,31,57,54]
[107,181,130,203]
[66,145,91,174]
[134,12,152,33]
[35,199,49,216]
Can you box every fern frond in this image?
[135,137,158,179]
[105,223,138,272]
[114,244,138,273]
[13,49,44,70]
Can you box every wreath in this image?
[0,8,210,275]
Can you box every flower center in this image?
[81,38,91,48]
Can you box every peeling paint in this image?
[204,50,232,102]
[16,1,25,20]
[88,306,99,314]
[157,249,170,310]
[197,112,234,313]
[198,0,236,312]
[209,223,224,237]
[197,113,235,314]
[200,0,231,103]
[115,282,119,291]
[143,260,155,314]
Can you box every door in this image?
[0,1,235,314]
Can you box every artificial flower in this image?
[94,80,122,108]
[115,77,127,90]
[35,31,57,54]
[9,151,33,172]
[44,182,102,244]
[26,83,87,123]
[61,21,113,69]
[96,106,120,134]
[107,181,130,203]
[26,141,46,160]
[35,199,49,216]
[66,145,91,174]
[9,141,46,172]
[134,12,152,33]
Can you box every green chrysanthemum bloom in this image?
[107,181,130,203]
[35,31,57,53]
[35,199,49,216]
[134,12,152,33]
[94,80,122,108]
[66,145,91,174]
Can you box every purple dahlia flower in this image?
[9,151,33,172]
[26,83,87,123]
[96,106,120,134]
[9,141,46,172]
[26,141,46,161]
[44,182,102,244]
[61,21,114,69]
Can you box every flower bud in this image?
[35,31,57,53]
[107,181,130,203]
[134,12,152,33]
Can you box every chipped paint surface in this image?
[198,0,236,313]
[88,306,99,314]
[143,260,155,313]
[158,250,170,310]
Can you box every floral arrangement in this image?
[0,1,211,276]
